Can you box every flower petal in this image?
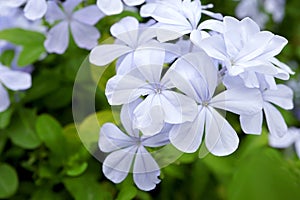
[264,102,288,137]
[105,74,149,105]
[124,0,145,6]
[44,21,69,54]
[263,84,293,110]
[70,20,100,50]
[240,111,263,135]
[0,84,10,112]
[89,44,132,66]
[269,127,300,148]
[160,91,198,124]
[205,107,239,156]
[170,107,205,153]
[103,146,137,183]
[97,0,123,15]
[0,67,31,90]
[110,16,139,45]
[141,124,171,147]
[99,123,137,153]
[133,95,165,136]
[73,5,104,26]
[120,99,142,137]
[133,146,160,191]
[24,0,47,20]
[63,0,82,15]
[210,87,263,115]
[45,1,65,23]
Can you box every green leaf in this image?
[0,133,7,155]
[24,70,61,102]
[36,114,67,160]
[0,49,15,66]
[66,162,88,177]
[228,147,300,200]
[0,28,46,66]
[116,185,137,200]
[63,172,112,200]
[0,163,18,199]
[0,107,14,130]
[8,109,41,149]
[31,188,66,200]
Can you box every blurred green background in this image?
[0,0,300,199]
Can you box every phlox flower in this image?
[99,99,170,191]
[97,0,146,15]
[167,51,262,156]
[140,0,222,41]
[0,0,47,20]
[90,16,179,75]
[199,16,294,88]
[269,127,300,158]
[44,0,104,54]
[0,64,31,112]
[105,48,197,135]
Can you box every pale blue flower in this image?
[235,0,285,28]
[99,99,170,191]
[269,127,300,158]
[167,52,263,156]
[0,0,47,20]
[97,0,146,15]
[90,16,179,75]
[0,64,31,112]
[44,0,104,54]
[199,16,293,88]
[105,48,197,135]
[140,0,222,41]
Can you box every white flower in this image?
[199,16,293,88]
[269,127,300,158]
[167,52,262,156]
[140,0,222,41]
[105,48,197,135]
[90,16,180,75]
[99,99,170,191]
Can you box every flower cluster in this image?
[89,0,294,191]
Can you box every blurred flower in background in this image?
[235,0,286,28]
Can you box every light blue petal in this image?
[160,90,198,124]
[269,127,299,148]
[141,124,171,147]
[24,0,47,20]
[103,146,137,183]
[70,20,100,50]
[240,111,263,135]
[99,123,137,153]
[120,99,143,137]
[89,44,132,66]
[44,21,69,54]
[133,94,165,136]
[133,146,160,191]
[205,107,239,156]
[0,84,10,112]
[45,1,65,23]
[97,0,123,15]
[110,16,139,46]
[62,0,82,15]
[210,87,263,115]
[264,102,288,137]
[169,106,205,153]
[105,73,150,105]
[0,66,31,90]
[263,84,293,110]
[73,5,104,26]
